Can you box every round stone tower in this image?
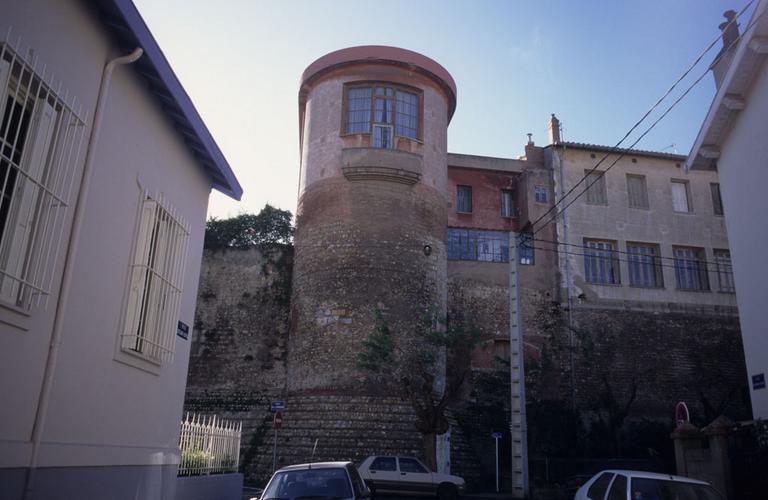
[288,46,457,393]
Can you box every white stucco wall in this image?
[0,0,212,473]
[716,61,768,419]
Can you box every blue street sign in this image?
[271,400,286,411]
[753,373,766,390]
[491,432,502,439]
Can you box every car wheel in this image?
[437,483,458,500]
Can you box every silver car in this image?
[261,461,372,500]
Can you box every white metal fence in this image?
[178,413,242,476]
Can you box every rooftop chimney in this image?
[548,113,561,144]
[712,10,740,89]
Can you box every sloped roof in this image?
[93,0,242,200]
[550,142,687,161]
[687,0,768,171]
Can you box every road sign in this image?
[271,400,286,411]
[274,411,283,429]
[492,432,502,439]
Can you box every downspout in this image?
[555,138,577,412]
[23,47,143,500]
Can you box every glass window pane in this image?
[607,475,627,500]
[711,183,723,215]
[395,90,418,139]
[501,190,514,217]
[457,185,472,213]
[346,87,371,133]
[584,240,617,284]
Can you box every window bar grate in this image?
[0,32,88,309]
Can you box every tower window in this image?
[343,83,421,146]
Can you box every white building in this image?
[0,1,242,498]
[687,0,768,419]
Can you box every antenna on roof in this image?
[309,438,319,469]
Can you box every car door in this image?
[397,457,435,495]
[367,456,400,493]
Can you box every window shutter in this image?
[671,182,689,212]
[122,199,158,352]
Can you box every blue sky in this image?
[133,0,750,218]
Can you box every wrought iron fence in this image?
[178,412,242,476]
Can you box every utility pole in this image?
[509,232,529,498]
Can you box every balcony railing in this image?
[178,412,242,476]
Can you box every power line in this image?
[531,236,730,268]
[529,0,758,236]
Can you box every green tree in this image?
[358,307,480,471]
[204,204,293,249]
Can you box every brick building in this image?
[185,46,749,488]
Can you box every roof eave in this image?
[105,0,243,200]
[686,0,768,172]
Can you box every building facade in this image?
[0,1,241,499]
[183,45,750,486]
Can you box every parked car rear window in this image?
[399,458,428,473]
[607,474,627,500]
[370,457,396,471]
[587,473,614,500]
[631,478,725,500]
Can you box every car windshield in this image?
[630,478,725,500]
[262,468,353,500]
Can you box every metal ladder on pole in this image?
[509,233,529,498]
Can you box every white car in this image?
[574,470,725,500]
[357,455,465,500]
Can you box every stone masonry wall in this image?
[185,245,292,482]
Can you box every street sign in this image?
[271,400,286,411]
[274,411,283,429]
[492,432,502,439]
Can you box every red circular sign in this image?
[274,411,283,429]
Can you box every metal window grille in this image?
[714,249,734,293]
[456,185,472,213]
[534,185,547,203]
[626,175,649,209]
[121,193,189,364]
[585,171,607,205]
[447,228,509,263]
[711,183,723,216]
[584,240,618,284]
[0,39,87,310]
[673,246,709,291]
[178,413,241,476]
[671,181,690,212]
[627,243,662,287]
[501,189,514,217]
